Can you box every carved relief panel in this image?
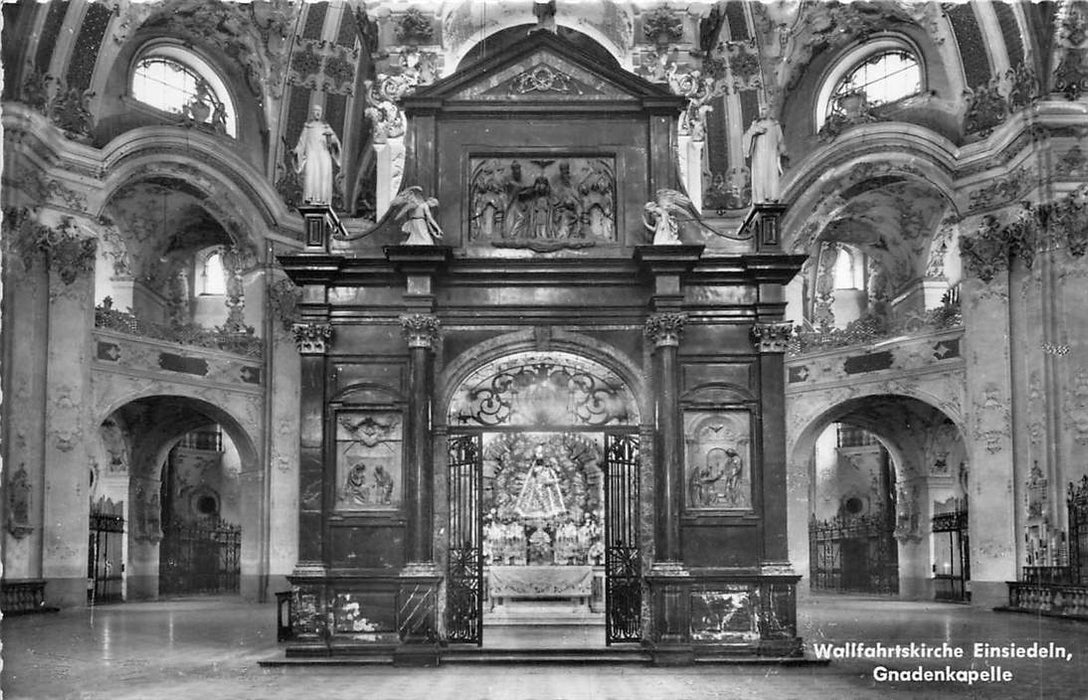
[335,411,403,511]
[684,411,753,513]
[467,157,616,250]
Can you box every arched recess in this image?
[92,394,262,602]
[782,143,962,327]
[439,1,632,74]
[786,393,969,602]
[95,128,294,242]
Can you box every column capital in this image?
[400,313,441,348]
[750,321,793,353]
[292,322,333,354]
[645,312,688,347]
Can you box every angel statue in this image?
[643,189,692,245]
[391,186,444,245]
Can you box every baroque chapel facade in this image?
[3,0,1088,664]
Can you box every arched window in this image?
[131,45,237,137]
[201,250,227,295]
[833,246,865,290]
[816,40,923,130]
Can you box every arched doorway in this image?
[788,394,969,601]
[442,349,642,647]
[91,395,260,602]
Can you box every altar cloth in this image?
[488,565,594,598]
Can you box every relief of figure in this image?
[503,161,529,238]
[527,176,554,238]
[643,189,692,245]
[742,107,787,203]
[341,463,372,505]
[391,186,444,245]
[722,448,745,504]
[552,162,583,238]
[293,104,342,205]
[689,447,728,508]
[471,168,507,240]
[373,465,394,505]
[578,166,614,240]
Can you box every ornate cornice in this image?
[750,322,793,353]
[644,312,687,347]
[292,322,333,354]
[400,313,441,348]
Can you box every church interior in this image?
[4,0,1088,695]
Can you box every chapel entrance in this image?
[444,351,642,647]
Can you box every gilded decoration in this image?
[336,411,402,511]
[292,322,333,354]
[750,322,793,353]
[449,351,637,428]
[645,313,687,347]
[684,411,752,512]
[468,157,615,251]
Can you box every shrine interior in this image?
[4,0,1088,687]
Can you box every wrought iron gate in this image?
[447,433,483,644]
[88,499,125,603]
[159,517,241,595]
[1070,476,1088,585]
[604,432,641,644]
[932,509,970,601]
[809,511,898,594]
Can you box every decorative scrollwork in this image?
[450,352,637,428]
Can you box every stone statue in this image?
[391,186,444,245]
[643,189,692,245]
[742,107,787,203]
[293,104,342,205]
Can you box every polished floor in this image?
[4,595,1088,699]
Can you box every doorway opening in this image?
[443,350,643,649]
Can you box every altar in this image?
[486,565,604,616]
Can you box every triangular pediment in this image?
[407,31,673,105]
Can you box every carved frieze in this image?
[468,157,615,251]
[959,216,1009,282]
[293,322,333,354]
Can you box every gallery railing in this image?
[1004,476,1088,618]
[95,298,263,359]
[789,294,962,356]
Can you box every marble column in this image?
[645,312,687,563]
[395,313,441,664]
[400,313,440,566]
[291,321,332,572]
[751,321,794,565]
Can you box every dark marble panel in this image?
[682,525,763,567]
[330,525,404,569]
[680,325,755,357]
[439,283,642,311]
[398,581,438,642]
[441,330,508,369]
[332,362,405,399]
[329,286,405,307]
[682,362,754,395]
[330,324,403,356]
[690,584,758,642]
[290,585,326,641]
[329,589,397,642]
[297,513,323,561]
